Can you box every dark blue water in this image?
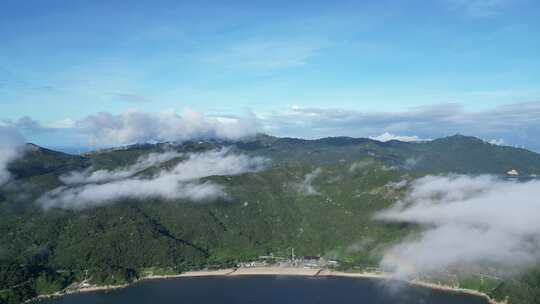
[43,276,489,304]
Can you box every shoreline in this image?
[29,267,505,304]
[317,270,505,304]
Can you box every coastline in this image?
[318,270,505,304]
[29,267,505,304]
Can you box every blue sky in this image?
[1,0,540,150]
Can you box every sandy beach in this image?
[319,270,505,304]
[27,267,505,304]
[174,268,237,277]
[318,269,386,280]
[152,267,505,304]
[27,282,131,303]
[317,270,505,304]
[408,280,507,304]
[229,266,320,276]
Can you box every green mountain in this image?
[235,134,540,174]
[1,135,539,304]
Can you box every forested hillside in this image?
[1,135,539,304]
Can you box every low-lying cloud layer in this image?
[79,109,258,146]
[297,168,322,196]
[60,151,182,185]
[5,101,540,152]
[376,175,540,278]
[0,126,26,185]
[4,108,258,149]
[38,149,269,209]
[263,102,540,151]
[370,132,424,143]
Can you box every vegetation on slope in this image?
[1,135,539,304]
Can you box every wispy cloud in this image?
[370,132,424,143]
[105,92,149,103]
[204,39,323,71]
[60,151,182,185]
[488,138,505,145]
[77,108,258,147]
[0,125,26,185]
[443,0,516,18]
[376,175,540,278]
[38,149,269,210]
[6,101,540,151]
[297,168,322,196]
[263,102,540,151]
[46,118,76,129]
[349,159,375,172]
[3,108,258,149]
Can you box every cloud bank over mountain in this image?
[3,108,258,149]
[38,149,269,209]
[370,132,424,142]
[78,109,258,146]
[0,125,26,185]
[376,175,540,278]
[4,101,540,152]
[263,102,540,151]
[60,151,183,185]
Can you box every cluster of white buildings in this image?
[237,249,340,269]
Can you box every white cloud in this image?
[376,175,540,278]
[47,118,76,129]
[8,101,540,152]
[60,151,182,185]
[78,108,258,147]
[262,102,540,152]
[2,109,258,150]
[297,168,322,196]
[488,138,505,146]
[0,125,26,185]
[403,157,422,170]
[38,149,269,209]
[349,159,374,172]
[105,92,148,103]
[370,132,423,142]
